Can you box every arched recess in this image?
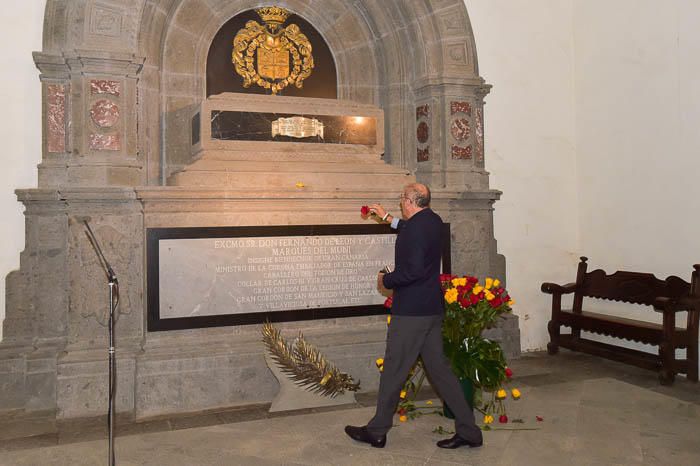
[37,0,486,187]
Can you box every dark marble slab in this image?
[210,111,377,145]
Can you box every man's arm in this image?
[382,228,425,289]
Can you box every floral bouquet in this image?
[379,275,523,427]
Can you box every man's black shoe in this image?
[436,434,483,449]
[344,425,386,448]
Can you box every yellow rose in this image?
[485,277,493,290]
[375,358,384,368]
[508,299,515,306]
[444,288,459,304]
[496,389,507,399]
[485,291,495,301]
[472,285,483,295]
[399,415,407,422]
[483,415,494,424]
[511,388,521,399]
[493,279,501,287]
[400,390,407,399]
[387,315,391,325]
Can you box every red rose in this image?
[383,296,393,309]
[499,415,508,423]
[490,297,503,308]
[398,408,406,415]
[505,367,513,378]
[458,297,469,308]
[360,205,370,216]
[439,273,454,282]
[469,294,479,305]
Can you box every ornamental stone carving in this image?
[90,100,120,128]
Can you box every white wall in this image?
[574,0,699,277]
[468,0,700,353]
[0,0,45,340]
[466,0,579,350]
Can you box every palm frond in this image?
[262,322,360,397]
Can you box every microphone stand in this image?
[82,220,119,466]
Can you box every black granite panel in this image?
[210,111,377,145]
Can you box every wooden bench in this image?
[542,257,699,385]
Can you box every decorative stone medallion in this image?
[90,100,120,128]
[47,84,66,153]
[450,118,470,142]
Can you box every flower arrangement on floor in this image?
[379,275,522,427]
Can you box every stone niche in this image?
[1,0,517,435]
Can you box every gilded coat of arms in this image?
[233,7,314,95]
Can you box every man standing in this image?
[345,183,483,449]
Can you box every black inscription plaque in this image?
[147,224,451,331]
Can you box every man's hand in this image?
[369,203,388,221]
[377,272,391,297]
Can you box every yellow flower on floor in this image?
[426,400,433,405]
[493,279,501,287]
[485,277,493,290]
[295,181,305,188]
[511,388,521,399]
[484,415,494,424]
[400,390,407,399]
[399,415,407,422]
[444,288,459,304]
[387,315,391,325]
[496,389,507,399]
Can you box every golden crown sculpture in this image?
[255,6,290,25]
[232,6,314,94]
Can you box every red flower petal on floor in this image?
[536,416,544,422]
[499,415,508,423]
[361,205,370,216]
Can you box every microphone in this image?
[72,215,92,224]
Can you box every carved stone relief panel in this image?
[89,133,121,151]
[475,107,484,164]
[450,100,472,160]
[88,79,122,151]
[47,84,66,153]
[416,104,430,162]
[90,79,121,96]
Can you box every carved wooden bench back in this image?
[572,258,697,313]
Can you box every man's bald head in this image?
[404,183,431,208]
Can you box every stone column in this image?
[413,79,505,283]
[33,51,145,187]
